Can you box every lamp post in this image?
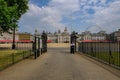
[108,34,112,64]
[118,41,120,67]
[12,26,16,49]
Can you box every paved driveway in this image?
[0,47,119,80]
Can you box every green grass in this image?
[88,52,120,66]
[0,50,26,57]
[0,50,33,70]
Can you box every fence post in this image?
[12,53,14,64]
[82,42,84,53]
[91,42,93,56]
[84,43,86,53]
[109,41,111,64]
[34,36,37,59]
[37,37,40,57]
[94,42,96,57]
[32,42,34,51]
[42,31,47,53]
[86,43,88,54]
[98,42,100,59]
[23,51,25,59]
[118,41,120,67]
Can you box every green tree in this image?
[0,0,29,33]
[0,0,10,32]
[106,33,117,42]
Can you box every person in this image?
[71,42,75,54]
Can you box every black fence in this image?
[33,31,47,59]
[78,41,120,69]
[0,31,47,70]
[0,50,33,70]
[0,42,34,71]
[0,38,44,70]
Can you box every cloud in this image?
[19,4,64,33]
[78,0,120,33]
[18,0,120,34]
[91,0,120,32]
[18,0,80,34]
[49,0,80,14]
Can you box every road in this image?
[0,47,119,80]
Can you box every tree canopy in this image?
[0,0,29,33]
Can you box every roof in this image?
[80,40,110,42]
[47,40,52,43]
[0,40,33,43]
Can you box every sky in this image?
[18,0,120,34]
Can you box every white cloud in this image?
[18,0,80,33]
[18,0,120,33]
[49,0,80,14]
[91,0,120,32]
[79,0,120,33]
[19,4,64,33]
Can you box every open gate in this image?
[33,31,47,59]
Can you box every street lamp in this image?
[12,26,16,49]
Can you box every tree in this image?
[106,33,117,42]
[0,0,29,33]
[0,0,11,33]
[5,0,29,18]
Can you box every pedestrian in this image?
[71,42,75,54]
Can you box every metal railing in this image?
[0,50,33,71]
[78,41,120,69]
[0,42,35,70]
[0,30,48,70]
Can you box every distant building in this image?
[113,29,120,41]
[47,27,70,43]
[47,33,57,43]
[0,31,33,42]
[0,32,13,40]
[0,30,18,40]
[17,32,33,41]
[78,31,107,41]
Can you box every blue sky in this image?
[18,0,120,34]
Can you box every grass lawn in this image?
[89,52,120,66]
[0,50,27,57]
[0,50,33,70]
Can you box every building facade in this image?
[47,27,70,43]
[0,31,33,41]
[113,29,120,41]
[0,31,18,40]
[17,32,33,41]
[78,31,107,41]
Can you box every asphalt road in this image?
[0,47,119,80]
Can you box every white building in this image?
[78,31,107,41]
[0,31,18,40]
[47,27,70,43]
[113,29,120,41]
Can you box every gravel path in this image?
[0,47,119,80]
